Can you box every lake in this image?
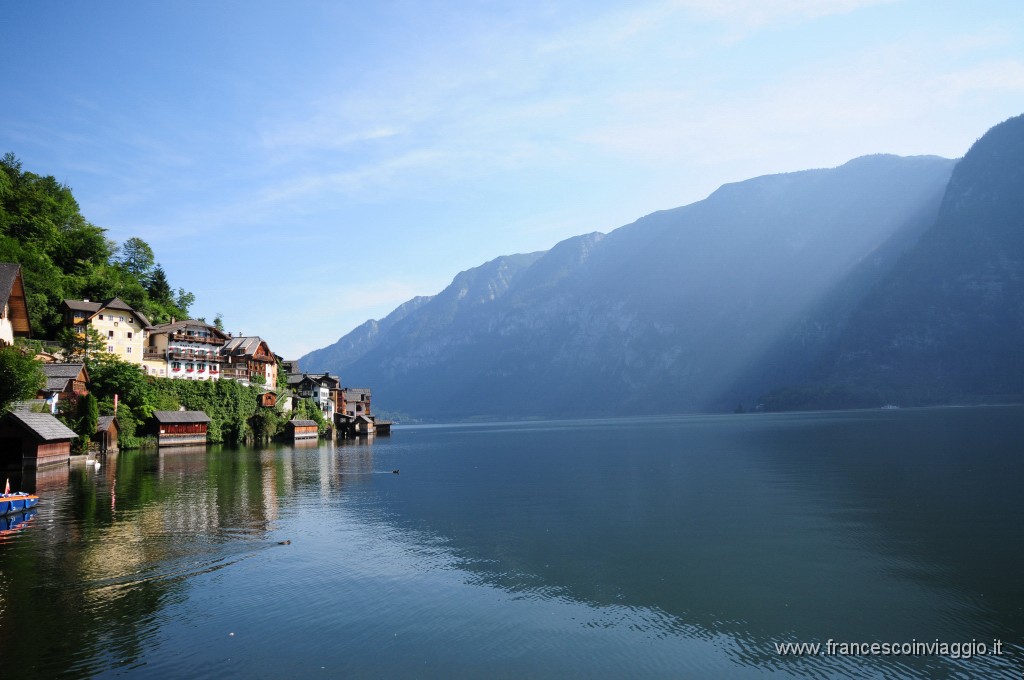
[1,406,1022,678]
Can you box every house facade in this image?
[38,363,90,412]
[290,373,339,420]
[61,297,151,364]
[0,263,32,347]
[342,388,372,419]
[220,336,278,385]
[145,320,229,380]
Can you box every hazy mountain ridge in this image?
[301,146,968,418]
[765,113,1024,409]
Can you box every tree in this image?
[117,237,156,283]
[74,393,99,451]
[148,264,173,305]
[213,313,224,331]
[175,288,195,316]
[0,346,44,413]
[294,398,329,433]
[57,326,109,364]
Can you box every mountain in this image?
[764,114,1024,410]
[302,151,957,419]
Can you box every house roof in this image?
[3,411,78,441]
[221,336,274,358]
[343,388,371,399]
[96,416,118,432]
[40,363,88,392]
[62,297,152,328]
[0,263,32,336]
[153,410,211,424]
[149,320,229,339]
[288,419,319,427]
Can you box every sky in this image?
[3,0,1023,358]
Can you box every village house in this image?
[145,320,229,380]
[61,297,151,364]
[0,411,78,469]
[152,410,211,447]
[0,263,32,347]
[38,363,90,412]
[342,388,372,419]
[220,335,278,385]
[289,373,340,420]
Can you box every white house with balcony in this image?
[145,320,229,380]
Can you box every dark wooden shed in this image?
[0,411,77,469]
[96,416,119,453]
[153,411,211,448]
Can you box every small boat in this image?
[0,492,40,516]
[0,508,37,535]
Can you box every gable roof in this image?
[149,319,229,340]
[287,419,319,428]
[153,410,211,424]
[2,411,78,441]
[0,263,32,336]
[221,335,273,357]
[40,363,88,391]
[97,416,118,433]
[62,297,152,328]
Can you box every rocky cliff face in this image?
[302,153,958,418]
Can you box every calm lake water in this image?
[1,406,1022,678]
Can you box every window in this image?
[98,314,104,320]
[172,362,181,370]
[126,346,132,354]
[108,345,115,352]
[119,316,124,322]
[129,317,134,323]
[127,331,133,339]
[186,363,194,372]
[108,330,114,338]
[198,363,206,372]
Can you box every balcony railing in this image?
[149,348,224,362]
[169,331,225,345]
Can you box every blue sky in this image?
[3,0,1023,358]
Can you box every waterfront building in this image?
[290,373,340,420]
[0,263,32,347]
[96,416,119,453]
[61,297,151,364]
[342,388,372,419]
[146,320,229,380]
[220,335,278,385]
[0,411,78,469]
[286,419,319,441]
[152,411,211,447]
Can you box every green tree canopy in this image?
[0,346,44,413]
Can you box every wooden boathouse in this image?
[0,411,78,469]
[286,419,319,441]
[96,416,119,453]
[153,411,211,448]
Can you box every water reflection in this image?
[1,410,1021,678]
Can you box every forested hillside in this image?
[0,153,194,338]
